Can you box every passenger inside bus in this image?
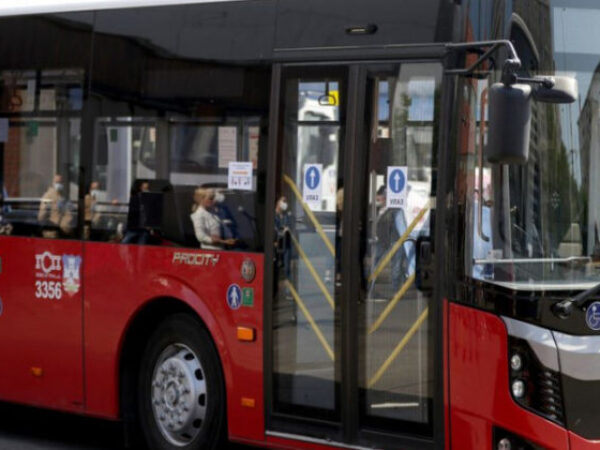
[212,188,240,244]
[37,174,74,238]
[190,187,237,250]
[84,181,101,239]
[370,186,413,293]
[122,180,151,245]
[274,195,293,279]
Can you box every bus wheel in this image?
[138,314,225,450]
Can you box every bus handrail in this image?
[285,280,334,361]
[368,307,429,388]
[288,232,335,310]
[368,274,415,335]
[368,201,431,283]
[283,174,335,257]
[473,256,591,265]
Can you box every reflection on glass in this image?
[89,118,155,242]
[466,1,600,289]
[273,76,343,418]
[360,64,440,428]
[0,68,84,239]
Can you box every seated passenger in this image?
[38,174,74,238]
[190,188,236,250]
[84,181,101,239]
[212,189,239,241]
[84,181,101,224]
[122,180,151,244]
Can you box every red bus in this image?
[0,1,597,449]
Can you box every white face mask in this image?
[214,192,225,203]
[375,199,384,208]
[91,189,101,199]
[279,201,288,212]
[54,183,64,192]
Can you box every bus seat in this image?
[161,185,198,247]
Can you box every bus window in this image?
[0,65,88,239]
[88,7,271,250]
[87,118,157,242]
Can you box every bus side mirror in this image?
[486,83,532,165]
[486,76,578,165]
[532,76,578,104]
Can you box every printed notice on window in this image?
[39,89,56,111]
[302,163,323,211]
[218,126,237,168]
[228,161,253,191]
[386,166,408,209]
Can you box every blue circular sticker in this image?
[305,166,320,190]
[586,301,600,331]
[389,169,406,194]
[226,284,242,310]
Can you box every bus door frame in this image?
[263,55,453,449]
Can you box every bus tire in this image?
[137,314,226,450]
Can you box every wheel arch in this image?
[117,295,230,440]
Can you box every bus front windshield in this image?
[466,1,600,290]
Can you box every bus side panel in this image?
[448,303,568,449]
[0,236,84,412]
[82,242,265,442]
[443,298,450,450]
[569,432,600,449]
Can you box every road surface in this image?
[0,402,255,450]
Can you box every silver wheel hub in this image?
[150,344,207,446]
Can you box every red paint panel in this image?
[0,236,83,412]
[449,303,569,449]
[570,432,600,449]
[83,242,265,442]
[443,298,450,450]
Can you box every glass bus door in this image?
[269,62,441,447]
[271,66,346,435]
[356,63,441,440]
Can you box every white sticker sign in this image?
[303,163,323,211]
[34,251,82,300]
[386,166,408,209]
[228,161,253,191]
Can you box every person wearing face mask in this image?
[275,195,292,279]
[190,188,236,250]
[38,174,74,238]
[84,181,101,239]
[372,186,408,294]
[211,189,240,245]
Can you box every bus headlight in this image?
[497,437,511,450]
[510,353,523,371]
[511,379,525,398]
[508,337,565,425]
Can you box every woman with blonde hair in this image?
[190,188,235,249]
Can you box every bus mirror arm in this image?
[446,40,578,165]
[552,282,600,319]
[445,40,521,80]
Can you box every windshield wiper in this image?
[552,282,600,319]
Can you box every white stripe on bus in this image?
[0,0,245,17]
